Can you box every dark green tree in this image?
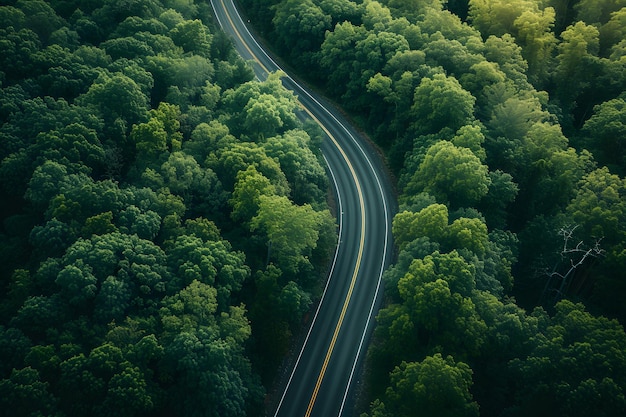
[271,0,331,64]
[581,97,626,174]
[507,301,626,417]
[375,354,479,417]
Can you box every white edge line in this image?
[273,153,345,417]
[338,211,389,416]
[213,1,393,414]
[210,0,223,27]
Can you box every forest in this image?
[1,0,626,416]
[0,0,338,416]
[236,0,626,416]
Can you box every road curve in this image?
[210,1,396,416]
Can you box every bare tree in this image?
[542,225,604,304]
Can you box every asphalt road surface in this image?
[210,1,396,416]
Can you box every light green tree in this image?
[230,166,276,224]
[407,141,490,208]
[392,204,448,249]
[566,167,626,245]
[410,73,476,135]
[555,21,600,103]
[513,7,558,85]
[251,195,333,274]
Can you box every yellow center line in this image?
[219,0,271,76]
[217,2,367,415]
[301,108,366,417]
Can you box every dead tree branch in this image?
[542,225,605,303]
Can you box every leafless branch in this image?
[542,225,605,304]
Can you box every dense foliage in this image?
[239,0,626,415]
[0,1,337,416]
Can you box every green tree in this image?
[0,326,31,375]
[55,260,98,308]
[170,19,211,55]
[410,73,476,135]
[422,35,483,81]
[221,71,300,138]
[243,93,295,139]
[361,0,393,30]
[555,21,601,106]
[566,167,626,245]
[263,129,328,205]
[277,281,312,327]
[0,6,26,31]
[34,123,106,171]
[101,364,155,417]
[211,141,289,193]
[184,120,234,162]
[230,166,276,224]
[0,367,58,417]
[319,21,369,97]
[11,294,69,341]
[0,26,41,82]
[407,141,491,208]
[348,30,410,106]
[82,211,118,237]
[18,0,65,41]
[1,269,35,319]
[78,72,149,129]
[160,279,218,334]
[599,7,626,54]
[24,160,71,210]
[581,97,626,174]
[165,233,249,307]
[251,195,333,275]
[101,36,155,59]
[57,232,170,319]
[469,0,539,36]
[382,0,445,20]
[513,7,558,85]
[451,124,487,161]
[131,117,168,158]
[478,170,519,228]
[446,217,489,256]
[59,343,156,417]
[248,265,294,380]
[112,15,168,37]
[159,151,227,216]
[507,301,626,417]
[160,291,263,417]
[377,354,479,417]
[94,275,132,323]
[399,251,476,300]
[271,0,331,64]
[394,251,487,356]
[392,204,449,250]
[319,0,361,27]
[118,205,161,240]
[575,0,626,25]
[486,96,548,144]
[482,34,530,91]
[419,6,478,41]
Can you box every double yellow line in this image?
[215,1,367,415]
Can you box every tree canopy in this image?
[237,0,626,415]
[0,1,337,416]
[4,0,626,415]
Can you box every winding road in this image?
[210,1,396,416]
